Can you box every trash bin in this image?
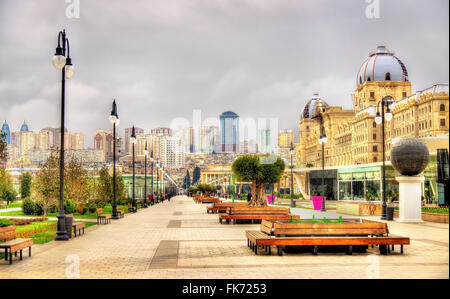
[65,216,73,239]
[386,207,394,221]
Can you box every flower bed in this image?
[8,218,48,225]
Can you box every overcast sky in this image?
[0,0,448,147]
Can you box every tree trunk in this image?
[248,180,267,207]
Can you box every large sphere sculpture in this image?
[391,138,429,176]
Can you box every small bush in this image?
[0,219,13,227]
[64,199,76,214]
[86,202,97,214]
[76,203,88,215]
[22,197,36,215]
[34,202,44,216]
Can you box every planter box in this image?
[421,212,449,224]
[311,196,325,210]
[336,201,382,216]
[394,210,448,223]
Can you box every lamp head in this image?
[52,46,66,70]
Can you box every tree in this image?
[0,168,17,205]
[183,170,191,189]
[192,167,201,185]
[65,153,90,205]
[0,132,7,165]
[232,154,285,207]
[19,172,32,199]
[196,184,216,196]
[31,150,60,216]
[97,167,112,204]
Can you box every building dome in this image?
[356,46,408,86]
[20,120,29,132]
[300,94,329,120]
[1,120,10,144]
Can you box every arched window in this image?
[385,72,391,81]
[440,104,446,111]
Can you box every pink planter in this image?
[266,195,277,205]
[311,196,325,210]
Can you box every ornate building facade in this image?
[295,46,449,204]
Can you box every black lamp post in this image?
[150,150,154,205]
[52,29,75,241]
[318,126,328,212]
[156,159,160,203]
[110,100,120,219]
[143,141,148,208]
[375,96,394,220]
[130,126,137,212]
[289,142,295,208]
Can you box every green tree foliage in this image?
[196,183,217,196]
[0,132,7,164]
[97,167,112,204]
[192,167,201,185]
[19,172,32,199]
[232,154,285,207]
[183,170,191,189]
[31,150,60,216]
[65,153,90,205]
[0,169,17,204]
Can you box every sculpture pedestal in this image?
[396,176,424,223]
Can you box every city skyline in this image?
[0,0,448,148]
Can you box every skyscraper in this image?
[278,129,294,148]
[258,129,272,153]
[181,127,194,153]
[160,137,185,169]
[20,120,29,132]
[1,120,10,144]
[198,125,219,154]
[220,111,239,153]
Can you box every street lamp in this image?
[52,29,75,241]
[110,100,120,219]
[130,126,137,212]
[318,130,328,212]
[143,141,148,208]
[289,142,295,208]
[156,158,160,203]
[150,150,154,205]
[375,95,394,220]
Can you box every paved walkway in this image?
[0,196,448,279]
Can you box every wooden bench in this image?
[207,202,248,214]
[127,203,137,213]
[197,197,221,204]
[246,219,410,256]
[66,214,86,237]
[220,207,300,224]
[96,208,111,224]
[0,226,33,265]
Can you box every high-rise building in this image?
[124,127,144,154]
[278,129,294,148]
[198,125,219,154]
[94,130,114,162]
[20,120,29,132]
[1,120,10,144]
[151,127,172,136]
[181,127,194,153]
[220,111,239,153]
[160,137,185,169]
[258,129,272,153]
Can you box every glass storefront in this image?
[122,176,165,199]
[337,166,397,201]
[309,170,338,200]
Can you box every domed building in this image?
[295,46,449,207]
[1,120,10,145]
[300,93,329,120]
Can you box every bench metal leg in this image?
[29,246,31,256]
[9,252,12,265]
[268,246,271,255]
[4,248,8,261]
[312,246,318,255]
[277,246,283,256]
[20,250,23,260]
[401,245,404,254]
[346,246,353,255]
[380,245,388,255]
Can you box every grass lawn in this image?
[0,204,135,219]
[0,220,96,259]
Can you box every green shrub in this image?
[87,202,97,213]
[64,199,76,214]
[0,219,13,227]
[34,202,44,216]
[22,197,36,215]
